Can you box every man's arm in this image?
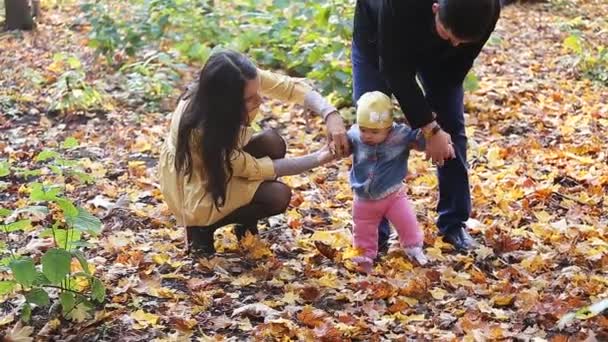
[377,0,435,129]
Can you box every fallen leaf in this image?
[297,306,327,328]
[5,322,34,342]
[131,309,160,329]
[232,303,280,321]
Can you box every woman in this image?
[158,49,347,255]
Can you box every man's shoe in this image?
[441,226,477,251]
[459,229,478,249]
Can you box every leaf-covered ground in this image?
[1,1,607,341]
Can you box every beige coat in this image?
[158,69,315,227]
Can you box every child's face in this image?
[359,126,391,145]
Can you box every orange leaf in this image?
[297,306,326,328]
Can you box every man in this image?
[352,0,501,251]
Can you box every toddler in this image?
[348,91,428,272]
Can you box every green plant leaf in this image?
[0,257,12,267]
[59,292,75,315]
[71,241,94,249]
[15,206,48,216]
[66,207,102,235]
[0,160,9,177]
[0,208,12,217]
[49,165,63,176]
[21,302,32,322]
[29,183,61,202]
[56,198,78,218]
[25,288,50,307]
[67,56,82,69]
[3,220,32,233]
[15,168,42,178]
[563,34,583,54]
[62,137,80,149]
[0,280,17,295]
[464,72,480,92]
[91,278,105,303]
[42,248,72,285]
[70,171,94,184]
[33,271,51,286]
[43,229,81,251]
[35,150,60,162]
[9,257,37,287]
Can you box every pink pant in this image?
[353,190,423,259]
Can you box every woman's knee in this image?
[244,130,286,159]
[257,181,292,215]
[263,130,286,159]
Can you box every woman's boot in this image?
[234,220,259,241]
[186,226,216,256]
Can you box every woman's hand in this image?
[325,112,350,158]
[317,144,338,164]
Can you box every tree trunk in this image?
[5,0,34,31]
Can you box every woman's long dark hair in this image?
[174,50,258,208]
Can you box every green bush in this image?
[1,138,105,323]
[81,0,355,106]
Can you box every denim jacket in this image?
[348,123,424,200]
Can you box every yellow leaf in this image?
[430,287,448,300]
[131,309,160,329]
[72,275,90,292]
[0,313,14,326]
[520,254,546,273]
[386,256,414,272]
[238,317,253,331]
[534,211,552,223]
[131,138,152,153]
[475,245,494,260]
[426,247,446,261]
[231,274,257,287]
[240,233,273,260]
[281,291,299,305]
[318,273,341,289]
[487,147,505,168]
[309,229,352,249]
[66,303,90,322]
[492,294,515,307]
[152,253,170,265]
[477,301,509,320]
[402,297,419,306]
[342,246,363,260]
[433,237,453,250]
[393,312,425,324]
[6,322,34,342]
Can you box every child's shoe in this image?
[404,246,428,266]
[351,256,374,274]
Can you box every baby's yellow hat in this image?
[356,91,393,129]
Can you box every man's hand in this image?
[424,128,455,167]
[325,111,350,157]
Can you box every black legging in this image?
[187,130,292,254]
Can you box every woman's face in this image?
[243,76,262,125]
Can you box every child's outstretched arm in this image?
[273,145,335,177]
